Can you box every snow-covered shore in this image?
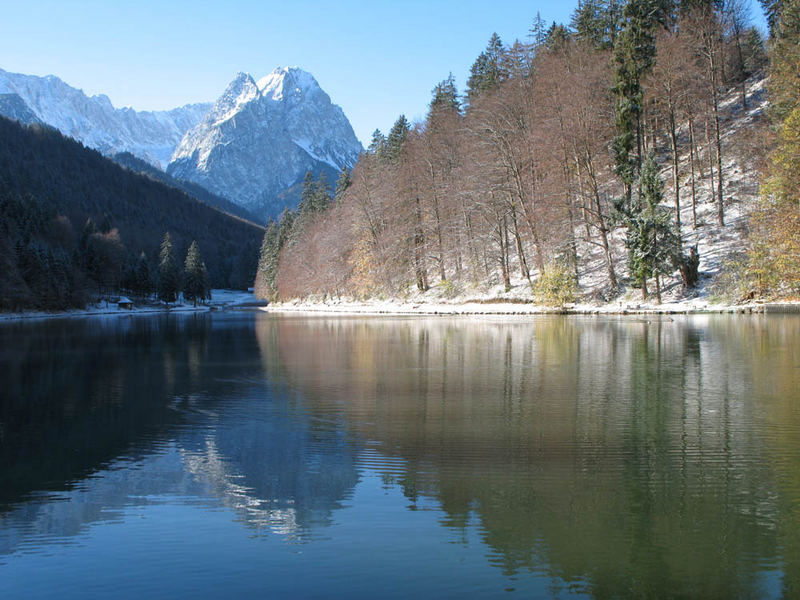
[0,289,264,322]
[263,297,799,317]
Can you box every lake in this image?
[1,312,799,598]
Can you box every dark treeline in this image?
[0,117,263,310]
[112,152,263,225]
[258,0,778,303]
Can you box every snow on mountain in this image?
[0,93,41,125]
[168,67,362,221]
[0,68,211,169]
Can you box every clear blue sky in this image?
[0,0,767,145]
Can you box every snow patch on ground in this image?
[0,290,260,322]
[268,76,789,317]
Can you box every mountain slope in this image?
[111,152,261,224]
[0,68,211,168]
[168,67,362,220]
[0,93,40,124]
[0,117,264,309]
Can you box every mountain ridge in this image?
[168,66,363,221]
[0,67,212,168]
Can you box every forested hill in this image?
[111,152,262,225]
[0,117,263,310]
[257,0,797,305]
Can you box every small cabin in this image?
[118,297,133,310]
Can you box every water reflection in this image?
[257,314,800,598]
[1,313,799,597]
[0,313,360,556]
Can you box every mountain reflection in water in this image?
[1,312,799,598]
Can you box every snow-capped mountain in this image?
[0,68,211,168]
[168,67,362,220]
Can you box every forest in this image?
[257,0,798,305]
[0,117,264,310]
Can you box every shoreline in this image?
[5,298,799,322]
[0,304,212,322]
[263,299,800,317]
[0,290,266,322]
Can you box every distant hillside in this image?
[111,152,262,224]
[0,117,263,310]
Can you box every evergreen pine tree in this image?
[278,207,295,248]
[572,0,608,48]
[612,0,663,203]
[429,74,460,116]
[466,33,508,100]
[367,129,387,157]
[76,217,97,269]
[314,171,331,211]
[157,232,180,304]
[545,22,571,50]
[760,0,784,35]
[617,153,682,301]
[335,166,352,202]
[385,115,410,162]
[183,240,209,306]
[529,12,548,46]
[135,251,153,299]
[299,171,317,215]
[254,220,281,301]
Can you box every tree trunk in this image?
[689,118,698,230]
[669,108,681,230]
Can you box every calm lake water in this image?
[1,312,800,598]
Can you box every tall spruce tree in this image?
[135,251,153,299]
[385,115,410,162]
[278,208,295,247]
[157,232,180,304]
[367,129,387,158]
[254,219,280,301]
[530,12,548,46]
[335,166,352,202]
[466,33,508,101]
[429,74,460,115]
[612,0,664,203]
[315,171,331,210]
[617,153,682,302]
[183,240,209,306]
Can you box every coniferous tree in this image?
[315,171,331,211]
[335,167,352,202]
[745,0,800,294]
[612,0,663,203]
[385,115,410,162]
[760,0,784,34]
[299,170,317,215]
[530,12,548,46]
[183,240,209,306]
[278,208,295,247]
[76,218,97,269]
[135,251,153,299]
[254,219,280,301]
[617,153,682,302]
[545,22,571,50]
[157,232,180,304]
[367,129,387,157]
[430,74,460,115]
[573,0,609,48]
[743,27,768,73]
[466,33,508,100]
